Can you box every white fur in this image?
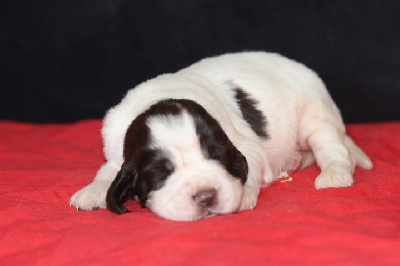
[70,52,373,220]
[148,112,204,167]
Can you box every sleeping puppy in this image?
[70,52,373,221]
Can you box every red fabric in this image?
[0,120,399,265]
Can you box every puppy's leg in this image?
[344,135,373,170]
[239,161,271,211]
[299,151,315,170]
[240,182,260,212]
[307,125,355,189]
[70,163,119,211]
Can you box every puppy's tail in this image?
[344,135,373,170]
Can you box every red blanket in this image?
[1,120,399,265]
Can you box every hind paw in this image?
[315,167,354,189]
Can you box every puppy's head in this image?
[106,99,248,221]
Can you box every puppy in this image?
[70,52,373,221]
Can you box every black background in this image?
[1,0,399,123]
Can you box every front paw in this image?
[239,187,259,211]
[315,167,354,189]
[70,181,110,211]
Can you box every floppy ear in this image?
[228,148,248,185]
[106,162,138,214]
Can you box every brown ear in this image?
[106,162,137,214]
[228,148,248,185]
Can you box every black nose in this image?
[193,189,217,208]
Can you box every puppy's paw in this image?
[239,187,259,211]
[315,167,354,189]
[70,181,110,211]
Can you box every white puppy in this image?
[70,52,373,221]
